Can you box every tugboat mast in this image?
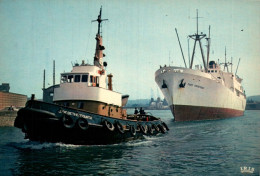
[92,6,108,68]
[189,10,207,71]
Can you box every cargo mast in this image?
[189,10,207,71]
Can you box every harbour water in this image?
[0,110,259,175]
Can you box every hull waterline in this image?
[170,105,244,121]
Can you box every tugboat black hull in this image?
[14,100,168,145]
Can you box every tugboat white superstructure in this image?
[14,7,168,145]
[54,11,124,118]
[155,11,246,121]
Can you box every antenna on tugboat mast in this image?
[175,28,187,68]
[91,6,108,36]
[189,9,207,71]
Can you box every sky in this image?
[0,0,259,100]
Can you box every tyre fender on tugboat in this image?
[130,125,136,136]
[103,120,115,131]
[161,122,169,131]
[148,125,154,135]
[158,124,166,134]
[153,124,160,133]
[77,118,89,130]
[140,124,148,134]
[62,114,76,129]
[115,121,125,134]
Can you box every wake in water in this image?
[7,137,160,150]
[123,134,164,147]
[8,141,83,150]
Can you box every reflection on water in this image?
[0,110,259,175]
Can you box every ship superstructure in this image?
[53,7,127,118]
[155,11,246,121]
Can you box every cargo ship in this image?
[155,11,246,121]
[14,7,168,145]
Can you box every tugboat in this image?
[14,7,169,145]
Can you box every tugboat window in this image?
[90,76,96,86]
[82,75,88,82]
[96,77,99,87]
[68,75,74,83]
[61,75,67,83]
[75,75,80,82]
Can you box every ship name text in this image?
[58,109,92,120]
[188,83,205,89]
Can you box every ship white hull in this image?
[155,67,246,121]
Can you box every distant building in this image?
[246,99,260,110]
[0,83,27,110]
[0,83,10,92]
[148,97,169,110]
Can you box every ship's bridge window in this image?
[61,75,67,83]
[208,70,210,73]
[90,75,99,87]
[75,75,80,82]
[96,77,99,87]
[68,75,74,83]
[211,70,214,73]
[215,70,217,73]
[82,75,88,82]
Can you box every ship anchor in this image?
[162,80,168,89]
[179,79,186,88]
